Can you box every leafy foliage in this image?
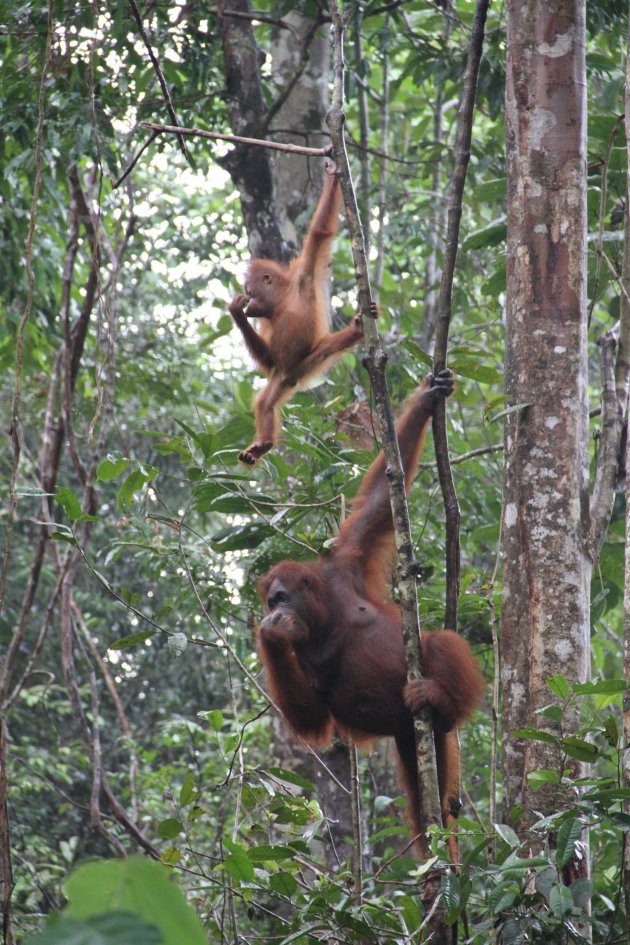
[1,0,628,942]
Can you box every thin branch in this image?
[327,9,445,937]
[374,19,390,292]
[139,121,332,156]
[353,7,371,248]
[126,0,190,160]
[590,329,624,558]
[432,0,489,631]
[72,600,140,822]
[0,719,14,945]
[587,116,624,325]
[418,442,503,468]
[112,130,160,189]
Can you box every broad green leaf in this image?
[267,767,315,791]
[462,218,506,250]
[514,726,557,744]
[179,773,196,807]
[96,456,130,481]
[572,679,626,695]
[56,486,82,521]
[488,882,518,913]
[493,823,520,848]
[549,883,573,919]
[116,466,158,511]
[223,850,255,883]
[528,769,561,790]
[110,630,156,650]
[269,871,298,896]
[63,857,207,945]
[25,911,162,945]
[547,674,570,699]
[442,870,461,924]
[198,709,224,731]
[157,818,183,839]
[562,736,599,762]
[555,818,582,868]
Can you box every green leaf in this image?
[528,769,561,790]
[116,466,158,511]
[493,823,520,849]
[572,678,627,694]
[499,918,527,945]
[549,883,573,919]
[267,767,315,791]
[547,674,570,699]
[110,630,156,650]
[25,911,163,945]
[63,857,207,945]
[498,856,550,876]
[157,819,183,840]
[96,455,130,481]
[562,736,599,762]
[555,818,582,868]
[223,850,255,883]
[269,871,297,897]
[56,486,82,521]
[179,773,196,808]
[198,709,224,731]
[449,357,502,384]
[514,726,557,744]
[488,882,518,913]
[401,339,433,367]
[442,870,461,924]
[462,218,506,250]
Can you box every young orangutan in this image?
[229,160,367,466]
[255,370,484,852]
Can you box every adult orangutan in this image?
[254,369,484,849]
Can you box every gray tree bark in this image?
[502,0,589,833]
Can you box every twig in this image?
[112,130,160,189]
[349,746,363,901]
[432,0,489,631]
[73,600,140,822]
[126,0,190,161]
[139,121,332,156]
[373,19,390,292]
[418,443,503,468]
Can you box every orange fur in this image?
[229,161,365,465]
[255,372,484,856]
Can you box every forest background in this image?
[1,1,630,944]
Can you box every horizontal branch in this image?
[139,122,332,156]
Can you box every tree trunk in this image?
[268,10,330,251]
[502,0,589,837]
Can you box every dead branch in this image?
[127,0,190,161]
[139,120,332,156]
